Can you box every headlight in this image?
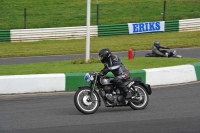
[84,73,94,82]
[84,73,90,82]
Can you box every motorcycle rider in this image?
[152,41,170,57]
[98,48,134,100]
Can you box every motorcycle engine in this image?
[103,85,113,94]
[103,85,125,104]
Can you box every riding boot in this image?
[126,91,133,99]
[124,87,133,99]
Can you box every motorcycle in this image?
[74,72,152,114]
[145,49,182,58]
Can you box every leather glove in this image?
[99,72,104,76]
[100,68,109,75]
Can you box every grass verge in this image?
[0,57,199,76]
[0,31,200,58]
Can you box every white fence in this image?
[179,18,200,32]
[10,26,98,42]
[9,18,200,42]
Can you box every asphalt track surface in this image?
[0,47,199,133]
[0,82,200,133]
[0,47,199,65]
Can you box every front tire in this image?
[74,88,100,114]
[129,85,149,110]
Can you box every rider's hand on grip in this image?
[101,68,109,75]
[99,72,104,76]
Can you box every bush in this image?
[71,57,100,64]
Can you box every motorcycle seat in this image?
[129,77,142,82]
[123,77,142,86]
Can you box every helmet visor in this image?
[98,55,103,61]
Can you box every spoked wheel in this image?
[129,85,149,110]
[74,88,100,114]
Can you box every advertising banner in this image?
[128,21,165,34]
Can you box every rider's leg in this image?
[113,77,133,99]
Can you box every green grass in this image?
[0,57,199,76]
[0,31,200,58]
[0,0,200,29]
[0,0,199,76]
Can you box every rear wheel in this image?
[74,88,100,114]
[129,85,149,110]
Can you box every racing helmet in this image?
[154,41,161,48]
[98,48,111,63]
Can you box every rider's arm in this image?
[159,45,170,49]
[101,55,122,74]
[109,55,121,70]
[100,65,109,75]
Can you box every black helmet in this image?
[98,48,111,63]
[154,41,160,48]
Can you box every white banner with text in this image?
[128,21,165,34]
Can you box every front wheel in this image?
[74,88,100,114]
[129,85,149,110]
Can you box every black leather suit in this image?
[100,54,130,89]
[152,45,169,57]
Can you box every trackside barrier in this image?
[0,18,199,43]
[0,63,199,94]
[144,65,197,86]
[0,74,65,94]
[10,26,98,42]
[192,62,200,80]
[179,18,200,32]
[0,30,10,42]
[65,70,146,91]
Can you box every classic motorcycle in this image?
[145,49,182,58]
[74,72,152,114]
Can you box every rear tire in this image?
[129,85,149,110]
[74,88,100,114]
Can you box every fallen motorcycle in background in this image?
[145,49,182,58]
